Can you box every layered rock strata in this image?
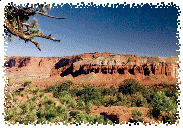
[4,52,179,80]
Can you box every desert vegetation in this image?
[4,78,179,125]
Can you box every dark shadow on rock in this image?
[100,112,119,124]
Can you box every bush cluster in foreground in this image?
[4,79,179,125]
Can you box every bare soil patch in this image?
[90,106,159,125]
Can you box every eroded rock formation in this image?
[4,52,179,80]
[50,53,179,78]
[62,62,178,78]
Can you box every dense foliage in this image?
[4,79,179,125]
[130,109,144,123]
[152,91,178,123]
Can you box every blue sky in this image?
[4,2,180,57]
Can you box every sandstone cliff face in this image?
[50,53,179,79]
[4,53,179,81]
[5,56,62,79]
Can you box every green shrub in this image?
[118,79,142,95]
[141,88,155,106]
[20,101,38,124]
[75,112,113,125]
[105,86,118,96]
[131,92,148,107]
[163,84,180,102]
[132,109,144,117]
[64,80,74,87]
[37,104,70,124]
[7,77,12,85]
[152,91,178,124]
[58,82,70,90]
[23,81,33,87]
[76,100,92,114]
[70,85,120,106]
[44,84,52,93]
[51,82,72,98]
[78,86,103,104]
[37,96,70,124]
[4,100,38,125]
[70,110,81,118]
[59,92,77,108]
[23,81,37,93]
[41,96,55,106]
[76,100,86,110]
[115,93,132,106]
[27,90,44,102]
[35,91,44,99]
[69,88,80,97]
[96,88,107,96]
[130,109,144,123]
[103,96,118,107]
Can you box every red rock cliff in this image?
[4,53,179,81]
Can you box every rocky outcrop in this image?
[65,62,178,78]
[5,56,31,68]
[4,52,179,80]
[52,53,179,78]
[4,56,63,79]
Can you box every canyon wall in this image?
[4,52,179,80]
[50,53,179,79]
[4,56,62,79]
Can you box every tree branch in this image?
[4,19,60,51]
[30,39,41,51]
[17,15,23,32]
[19,7,65,19]
[36,11,65,19]
[4,6,65,51]
[22,23,33,33]
[28,34,61,42]
[22,23,33,28]
[4,19,28,39]
[19,7,37,16]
